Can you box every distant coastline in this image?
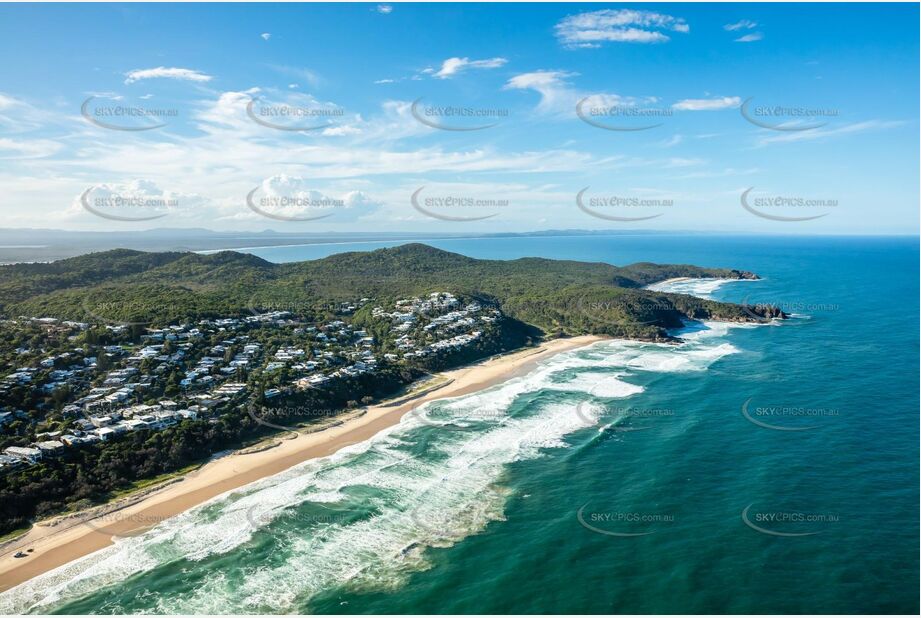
[0,229,673,265]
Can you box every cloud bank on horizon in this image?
[0,3,916,235]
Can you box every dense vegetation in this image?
[0,243,769,341]
[0,244,781,536]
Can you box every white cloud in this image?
[65,179,207,220]
[505,70,579,114]
[193,88,351,137]
[724,19,757,31]
[672,96,741,111]
[374,79,395,84]
[124,67,213,85]
[756,120,904,146]
[555,9,689,48]
[0,93,57,133]
[659,134,683,148]
[0,137,62,159]
[252,174,382,222]
[376,4,392,14]
[433,56,508,79]
[0,93,19,110]
[505,71,647,118]
[2,88,706,230]
[260,32,271,41]
[735,32,764,43]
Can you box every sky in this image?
[0,2,917,235]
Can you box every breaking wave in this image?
[1,313,754,614]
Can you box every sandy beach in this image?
[0,335,603,592]
[643,277,692,289]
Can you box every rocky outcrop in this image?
[740,303,788,321]
[728,270,760,280]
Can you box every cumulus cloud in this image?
[672,96,741,111]
[0,87,650,230]
[555,9,689,48]
[67,179,207,220]
[260,32,271,40]
[124,67,213,85]
[193,88,350,136]
[251,174,382,221]
[735,32,764,43]
[376,4,392,14]
[433,56,508,79]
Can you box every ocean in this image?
[1,235,917,614]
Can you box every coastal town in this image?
[0,292,503,473]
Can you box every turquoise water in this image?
[1,235,917,614]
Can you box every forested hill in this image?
[0,243,778,341]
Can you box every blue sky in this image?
[0,3,917,234]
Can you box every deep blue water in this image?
[257,235,920,614]
[4,235,917,614]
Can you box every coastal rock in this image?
[742,303,788,320]
[728,270,760,280]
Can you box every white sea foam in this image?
[645,277,757,299]
[1,318,752,614]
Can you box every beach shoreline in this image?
[0,335,603,592]
[643,276,693,289]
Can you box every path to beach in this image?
[0,335,603,592]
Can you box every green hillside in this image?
[0,243,778,340]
